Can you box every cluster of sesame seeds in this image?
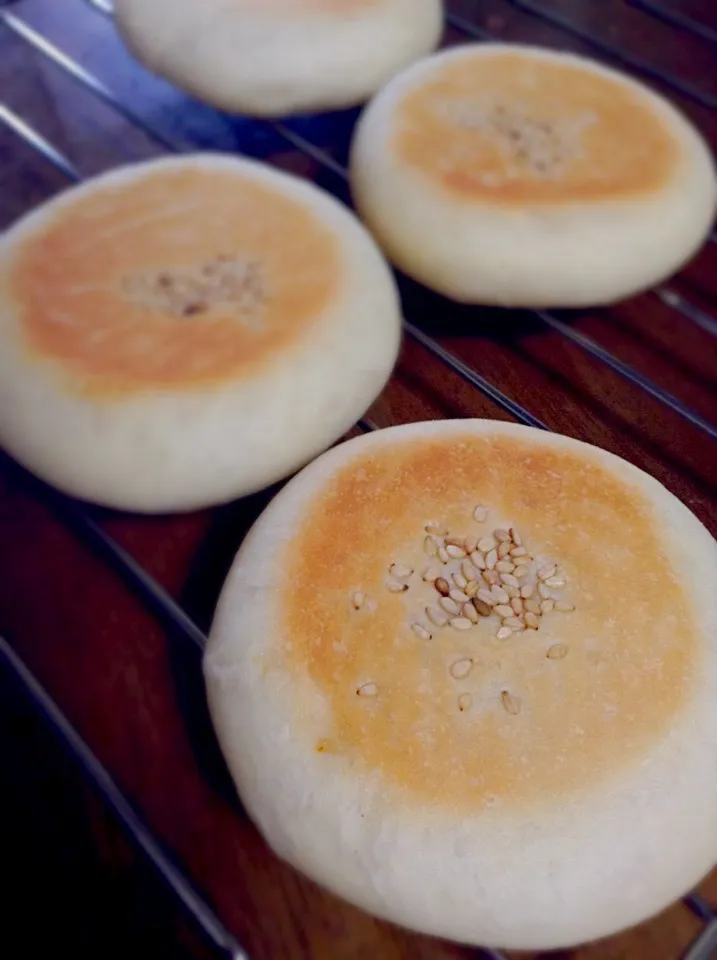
[121,254,267,320]
[416,509,574,643]
[437,96,596,182]
[351,504,575,717]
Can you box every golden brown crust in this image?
[9,165,340,396]
[283,432,697,811]
[393,51,680,206]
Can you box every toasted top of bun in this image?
[205,419,717,950]
[0,154,401,511]
[350,43,717,306]
[114,0,444,116]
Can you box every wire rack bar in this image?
[627,0,717,46]
[0,633,249,960]
[497,0,717,110]
[535,311,717,439]
[3,10,716,441]
[681,916,717,960]
[0,101,80,180]
[657,289,717,337]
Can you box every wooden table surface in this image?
[1,1,716,959]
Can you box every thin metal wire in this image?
[0,633,250,960]
[536,311,717,439]
[0,11,189,152]
[681,917,717,960]
[497,0,717,110]
[0,102,81,180]
[627,0,717,46]
[656,289,717,338]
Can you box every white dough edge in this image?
[0,153,402,513]
[349,42,717,307]
[205,418,717,950]
[114,0,445,116]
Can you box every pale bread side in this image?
[350,43,717,307]
[205,419,717,950]
[0,153,401,512]
[114,0,444,116]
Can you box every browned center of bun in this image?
[10,165,340,396]
[283,434,697,810]
[393,51,680,206]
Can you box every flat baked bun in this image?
[350,43,717,307]
[114,0,444,117]
[205,419,717,951]
[0,154,401,513]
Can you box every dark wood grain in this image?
[1,1,716,958]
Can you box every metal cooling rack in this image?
[0,1,715,958]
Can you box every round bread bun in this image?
[114,0,444,117]
[0,153,401,513]
[349,43,717,307]
[205,419,717,951]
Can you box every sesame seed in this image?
[474,599,493,617]
[500,572,519,587]
[439,596,461,616]
[465,581,480,598]
[411,623,432,641]
[540,599,554,615]
[524,598,541,615]
[449,589,470,605]
[477,589,496,607]
[501,690,521,715]
[537,563,557,581]
[513,565,530,580]
[458,692,473,712]
[494,529,511,543]
[426,605,450,627]
[446,544,467,560]
[450,656,473,677]
[520,584,534,599]
[491,586,510,605]
[425,521,447,535]
[352,591,365,610]
[503,584,520,599]
[555,600,575,612]
[538,583,552,600]
[483,570,500,586]
[496,559,515,573]
[453,573,468,590]
[547,644,568,660]
[390,563,413,580]
[503,616,524,630]
[510,546,528,558]
[510,528,523,546]
[461,560,477,581]
[386,579,408,593]
[545,576,567,589]
[497,541,513,559]
[357,683,378,698]
[438,546,450,564]
[478,536,495,552]
[424,536,438,557]
[464,535,479,554]
[422,567,440,583]
[511,597,523,615]
[494,604,514,618]
[435,577,451,596]
[463,602,480,623]
[496,626,513,640]
[470,550,487,570]
[473,505,488,523]
[525,612,540,629]
[485,549,498,570]
[450,617,473,632]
